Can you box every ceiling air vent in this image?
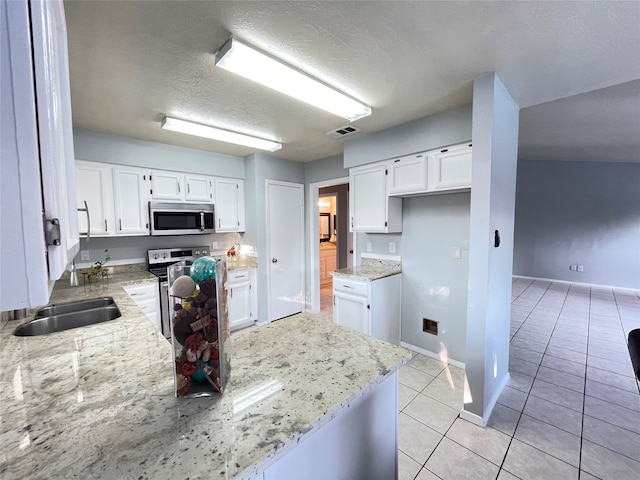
[325,125,360,139]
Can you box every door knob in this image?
[349,250,353,254]
[272,258,278,263]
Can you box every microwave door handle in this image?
[200,211,205,231]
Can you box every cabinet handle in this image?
[78,200,91,243]
[218,218,221,228]
[333,295,335,306]
[230,288,233,298]
[187,183,190,194]
[235,275,246,279]
[119,219,122,231]
[104,219,107,231]
[351,217,354,228]
[342,284,352,289]
[177,183,181,194]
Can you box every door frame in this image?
[308,176,355,314]
[265,179,305,323]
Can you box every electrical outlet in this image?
[80,250,90,261]
[569,264,577,271]
[453,247,461,259]
[366,242,372,252]
[577,265,584,272]
[389,242,396,253]
[211,241,218,249]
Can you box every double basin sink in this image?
[13,297,121,336]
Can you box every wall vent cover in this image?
[325,125,360,139]
[423,318,438,336]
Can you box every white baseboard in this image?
[400,341,465,369]
[513,275,640,293]
[459,409,484,426]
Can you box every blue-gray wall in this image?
[74,128,245,178]
[344,103,472,168]
[71,129,247,266]
[514,160,640,289]
[344,104,473,364]
[245,153,305,323]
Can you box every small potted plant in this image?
[88,249,111,277]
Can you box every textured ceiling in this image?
[64,1,640,163]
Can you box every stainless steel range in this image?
[147,246,210,338]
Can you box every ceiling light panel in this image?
[215,38,371,122]
[161,116,281,152]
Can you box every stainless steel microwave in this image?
[149,202,215,236]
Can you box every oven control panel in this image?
[147,246,210,266]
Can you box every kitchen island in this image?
[0,269,411,479]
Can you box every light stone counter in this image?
[331,255,402,281]
[0,270,410,479]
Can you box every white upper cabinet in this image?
[215,178,245,232]
[150,170,214,203]
[350,164,402,233]
[113,166,150,235]
[185,174,213,203]
[76,161,115,236]
[387,152,429,196]
[429,144,472,191]
[151,171,183,201]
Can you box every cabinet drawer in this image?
[124,283,158,299]
[134,297,158,315]
[228,269,252,284]
[332,277,368,297]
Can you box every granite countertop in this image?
[331,256,402,281]
[0,270,410,479]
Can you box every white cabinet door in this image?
[215,177,240,232]
[185,174,212,202]
[228,280,251,330]
[236,179,246,232]
[350,164,387,232]
[151,171,183,201]
[75,161,115,236]
[350,164,402,233]
[429,144,472,191]
[32,0,79,280]
[387,152,428,195]
[113,166,149,235]
[333,289,370,335]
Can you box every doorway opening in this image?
[308,177,353,317]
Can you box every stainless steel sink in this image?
[33,297,117,318]
[13,297,121,336]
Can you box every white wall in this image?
[463,73,519,426]
[514,160,640,289]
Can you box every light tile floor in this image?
[397,278,640,480]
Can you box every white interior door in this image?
[267,180,304,321]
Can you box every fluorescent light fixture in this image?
[161,116,282,152]
[215,38,371,122]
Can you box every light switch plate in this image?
[366,242,372,252]
[389,242,396,253]
[453,247,461,259]
[80,250,90,261]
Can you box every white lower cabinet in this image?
[227,268,257,331]
[124,282,161,333]
[332,274,401,344]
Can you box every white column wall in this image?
[463,73,519,425]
